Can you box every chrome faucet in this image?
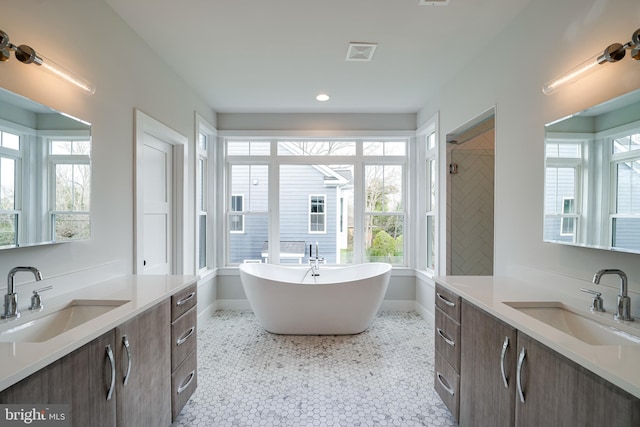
[2,266,43,319]
[592,269,634,321]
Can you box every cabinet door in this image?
[460,301,517,427]
[515,332,640,427]
[115,299,171,427]
[0,331,117,427]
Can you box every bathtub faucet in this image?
[309,242,324,272]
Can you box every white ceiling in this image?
[104,0,532,114]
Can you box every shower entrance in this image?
[446,109,495,275]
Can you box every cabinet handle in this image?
[122,336,132,386]
[436,292,456,307]
[436,372,455,396]
[106,344,116,401]
[177,370,195,394]
[516,347,527,404]
[436,328,455,347]
[500,336,509,388]
[176,291,195,306]
[176,326,195,346]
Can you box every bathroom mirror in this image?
[0,87,91,249]
[544,88,640,253]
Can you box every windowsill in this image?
[217,265,420,277]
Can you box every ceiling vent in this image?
[418,0,450,5]
[346,43,378,62]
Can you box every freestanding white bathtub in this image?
[238,262,392,335]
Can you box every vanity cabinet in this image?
[0,331,117,426]
[515,332,640,427]
[170,283,198,421]
[435,285,640,427]
[460,301,516,427]
[0,291,192,427]
[115,299,171,426]
[434,283,461,422]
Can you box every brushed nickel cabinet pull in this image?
[176,292,195,306]
[500,336,509,388]
[122,336,132,386]
[436,372,455,396]
[106,344,116,401]
[437,328,455,347]
[177,371,195,394]
[436,292,455,307]
[177,327,195,346]
[516,347,527,403]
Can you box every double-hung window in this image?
[0,130,21,247]
[544,141,583,243]
[197,131,209,270]
[48,138,90,241]
[424,131,437,271]
[610,131,640,250]
[309,195,326,233]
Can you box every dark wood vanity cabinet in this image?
[435,284,640,427]
[0,288,196,427]
[515,332,640,427]
[170,283,198,421]
[434,283,461,422]
[0,331,117,426]
[460,301,516,427]
[116,299,171,426]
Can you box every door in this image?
[142,135,173,274]
[134,110,187,275]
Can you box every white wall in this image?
[418,0,640,296]
[0,0,215,291]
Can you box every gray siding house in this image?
[229,150,352,264]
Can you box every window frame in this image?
[223,135,411,266]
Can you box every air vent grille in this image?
[346,43,378,62]
[418,0,450,5]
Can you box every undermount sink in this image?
[0,299,130,343]
[503,301,640,346]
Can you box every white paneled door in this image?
[134,109,187,275]
[142,135,173,274]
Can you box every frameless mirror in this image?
[544,89,640,253]
[0,88,91,249]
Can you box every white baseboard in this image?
[216,299,253,311]
[379,300,415,312]
[414,301,435,328]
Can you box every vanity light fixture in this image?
[543,28,640,95]
[0,29,95,95]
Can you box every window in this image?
[197,131,208,270]
[544,141,582,243]
[309,195,326,233]
[611,131,640,250]
[225,138,407,266]
[425,131,437,271]
[0,130,21,247]
[230,194,244,232]
[48,139,90,241]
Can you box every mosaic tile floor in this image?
[172,311,456,427]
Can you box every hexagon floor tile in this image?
[172,311,456,427]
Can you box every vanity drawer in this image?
[435,307,460,371]
[435,283,461,322]
[171,284,197,321]
[435,351,460,423]
[171,306,197,371]
[171,350,197,421]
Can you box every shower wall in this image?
[448,129,495,275]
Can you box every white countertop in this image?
[435,275,640,399]
[0,274,198,391]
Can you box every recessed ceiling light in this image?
[316,93,330,102]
